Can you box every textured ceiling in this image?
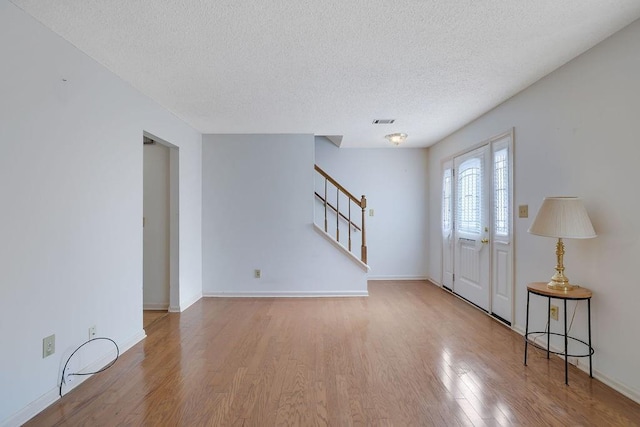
[10,1,640,147]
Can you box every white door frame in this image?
[441,160,454,290]
[143,131,180,312]
[489,133,514,323]
[440,129,515,324]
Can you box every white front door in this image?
[453,145,491,311]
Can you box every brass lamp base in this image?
[547,279,577,292]
[547,238,578,291]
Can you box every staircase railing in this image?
[314,164,367,264]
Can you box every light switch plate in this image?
[518,205,528,218]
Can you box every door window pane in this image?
[442,168,452,232]
[494,148,508,236]
[457,158,481,233]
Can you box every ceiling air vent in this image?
[372,119,395,124]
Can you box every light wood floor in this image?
[143,310,168,330]
[27,281,640,426]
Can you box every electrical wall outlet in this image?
[369,208,374,217]
[550,305,559,321]
[63,365,73,384]
[254,269,261,279]
[43,334,55,358]
[89,325,97,340]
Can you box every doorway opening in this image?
[143,132,179,330]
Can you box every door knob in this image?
[481,238,489,244]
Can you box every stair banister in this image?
[314,164,367,264]
[360,195,367,264]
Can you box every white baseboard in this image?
[120,330,147,352]
[368,276,428,281]
[513,325,640,404]
[179,291,202,312]
[593,368,640,404]
[512,325,525,336]
[427,277,442,286]
[203,291,368,298]
[1,389,59,427]
[58,329,146,397]
[2,330,146,427]
[143,303,169,311]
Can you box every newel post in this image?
[360,195,367,264]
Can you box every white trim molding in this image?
[179,291,202,312]
[512,326,640,404]
[2,330,146,427]
[142,303,169,311]
[1,389,59,427]
[57,330,146,397]
[203,291,368,298]
[427,277,443,287]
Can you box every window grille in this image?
[494,148,508,236]
[442,168,452,232]
[457,158,482,233]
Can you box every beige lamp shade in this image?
[528,196,596,290]
[528,197,596,239]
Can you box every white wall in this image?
[315,137,429,279]
[202,134,368,296]
[427,19,640,401]
[0,1,202,423]
[143,143,170,309]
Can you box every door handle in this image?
[481,238,489,244]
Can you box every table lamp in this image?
[528,197,596,291]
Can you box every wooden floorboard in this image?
[142,310,168,330]
[26,281,640,426]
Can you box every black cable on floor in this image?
[59,337,119,397]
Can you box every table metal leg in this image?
[524,291,530,366]
[587,299,593,378]
[564,299,569,385]
[547,297,551,359]
[524,286,593,385]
